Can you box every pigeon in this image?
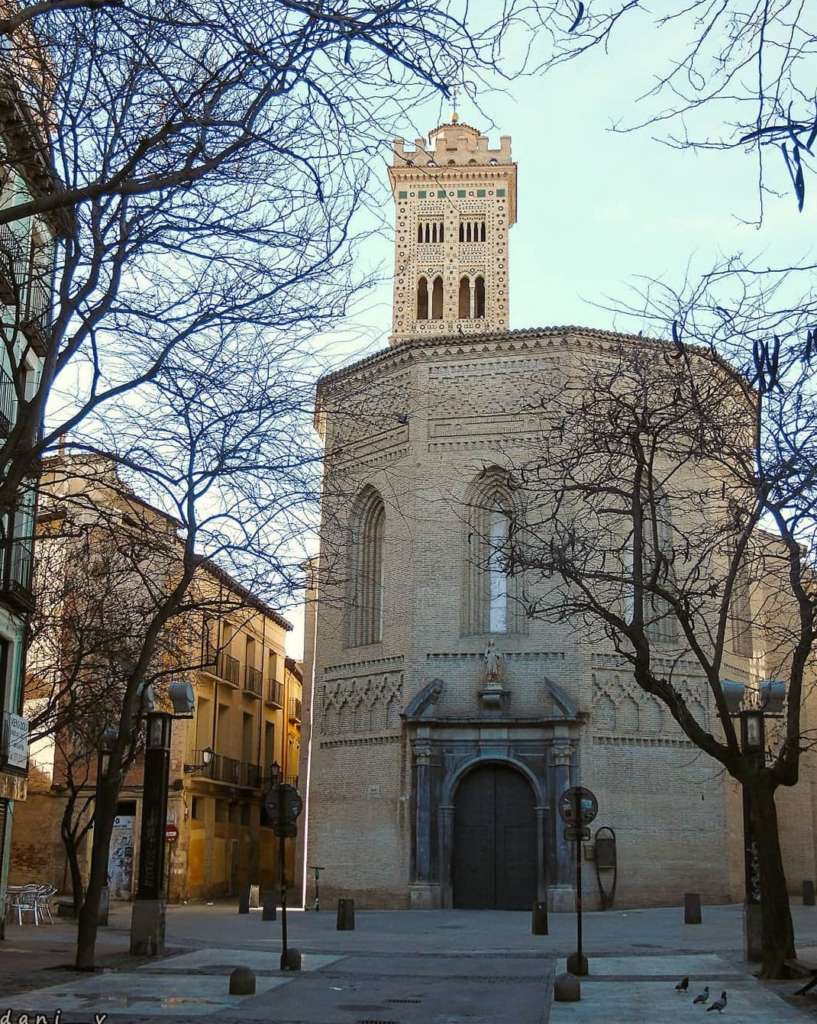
[707,992,727,1013]
[675,976,689,992]
[692,986,710,1005]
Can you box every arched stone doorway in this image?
[452,763,538,909]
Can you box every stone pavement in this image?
[1,902,816,1023]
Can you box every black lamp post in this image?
[130,679,196,956]
[721,678,785,962]
[95,728,118,927]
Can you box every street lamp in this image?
[183,746,213,774]
[720,677,786,962]
[130,678,197,956]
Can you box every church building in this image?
[298,117,817,911]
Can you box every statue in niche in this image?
[483,640,504,685]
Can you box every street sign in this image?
[164,823,179,843]
[558,786,598,826]
[264,786,281,819]
[564,826,591,842]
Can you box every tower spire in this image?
[451,83,460,124]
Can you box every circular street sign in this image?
[280,784,303,820]
[558,786,598,826]
[165,823,179,843]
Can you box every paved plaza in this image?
[1,902,816,1023]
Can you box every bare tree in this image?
[530,2,817,213]
[0,0,556,513]
[495,337,815,977]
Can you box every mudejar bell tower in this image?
[388,116,517,342]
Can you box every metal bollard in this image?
[532,900,549,935]
[262,890,277,921]
[336,897,355,930]
[683,892,702,924]
[229,966,256,994]
[804,880,816,907]
[238,883,250,914]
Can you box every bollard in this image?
[804,880,816,907]
[532,900,549,935]
[683,892,702,924]
[262,890,277,921]
[281,947,302,971]
[238,883,250,915]
[229,966,256,995]
[566,952,588,976]
[554,972,581,1002]
[337,897,355,930]
[97,885,110,927]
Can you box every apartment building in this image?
[10,455,300,902]
[0,25,67,934]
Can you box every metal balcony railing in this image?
[0,538,34,611]
[289,698,302,723]
[217,653,240,686]
[244,665,262,697]
[265,680,284,708]
[193,750,262,789]
[0,364,15,435]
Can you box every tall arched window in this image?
[480,222,486,241]
[462,468,524,634]
[459,222,464,242]
[458,276,471,319]
[431,275,443,319]
[347,487,385,647]
[417,224,422,243]
[417,277,429,319]
[474,276,485,318]
[643,485,675,644]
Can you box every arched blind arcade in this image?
[348,488,385,646]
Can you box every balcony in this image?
[0,223,22,306]
[21,274,51,356]
[0,538,34,612]
[288,698,302,723]
[243,665,262,698]
[217,653,240,687]
[265,680,284,708]
[193,750,261,789]
[0,364,15,435]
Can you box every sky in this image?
[284,12,814,660]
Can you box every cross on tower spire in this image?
[450,83,460,123]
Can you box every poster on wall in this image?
[108,815,135,899]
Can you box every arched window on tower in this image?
[463,468,525,635]
[432,223,438,243]
[347,487,385,647]
[439,222,444,242]
[417,277,429,320]
[459,222,464,242]
[474,276,485,318]
[480,222,486,241]
[417,224,422,243]
[458,276,471,319]
[431,275,443,319]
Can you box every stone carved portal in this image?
[452,763,537,909]
[405,677,580,910]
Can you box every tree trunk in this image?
[750,780,795,977]
[60,795,86,914]
[75,775,119,969]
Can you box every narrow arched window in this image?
[431,276,443,319]
[466,222,472,242]
[425,223,431,243]
[439,223,444,243]
[480,222,486,241]
[417,223,422,243]
[417,277,429,319]
[474,276,485,318]
[463,468,524,635]
[431,223,437,243]
[643,485,675,644]
[348,488,385,646]
[459,222,464,242]
[458,276,471,319]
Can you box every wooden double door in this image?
[452,763,538,910]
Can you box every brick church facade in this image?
[298,118,817,911]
